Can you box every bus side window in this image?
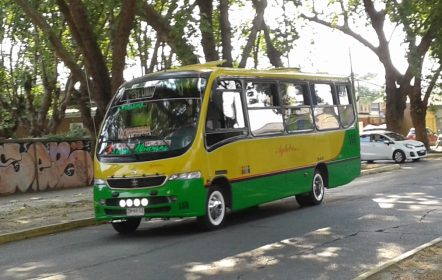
[246,81,284,136]
[337,84,356,128]
[280,83,314,133]
[312,83,340,130]
[206,82,247,148]
[206,90,245,130]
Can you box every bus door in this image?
[205,79,249,205]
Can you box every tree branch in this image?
[300,13,379,55]
[424,65,442,105]
[15,0,85,84]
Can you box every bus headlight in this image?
[169,171,202,180]
[133,198,141,207]
[94,179,107,185]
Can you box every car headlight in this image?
[169,171,202,180]
[405,144,415,149]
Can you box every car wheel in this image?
[111,218,141,234]
[296,169,325,207]
[198,186,226,230]
[393,150,406,163]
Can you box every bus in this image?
[93,62,360,233]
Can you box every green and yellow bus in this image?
[93,62,360,233]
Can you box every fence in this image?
[0,138,94,195]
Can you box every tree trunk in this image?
[219,0,233,67]
[196,0,219,62]
[409,87,429,148]
[63,0,112,117]
[111,0,136,94]
[262,23,283,67]
[384,74,407,135]
[239,0,266,68]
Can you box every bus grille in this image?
[107,176,167,189]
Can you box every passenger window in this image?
[312,84,334,105]
[246,81,284,136]
[280,83,314,133]
[280,83,309,106]
[311,83,340,130]
[360,135,370,143]
[371,134,386,143]
[205,80,247,147]
[337,84,356,128]
[245,82,279,107]
[285,107,314,132]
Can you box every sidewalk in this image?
[0,187,96,244]
[0,156,441,279]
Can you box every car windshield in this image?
[97,77,206,162]
[385,132,406,141]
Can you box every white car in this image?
[360,130,427,163]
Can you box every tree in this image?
[14,0,137,133]
[300,0,442,147]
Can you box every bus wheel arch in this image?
[315,163,329,188]
[208,177,232,209]
[198,177,232,230]
[295,164,327,207]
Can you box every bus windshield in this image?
[97,77,206,162]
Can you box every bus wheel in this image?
[198,186,226,230]
[296,170,325,207]
[111,218,141,234]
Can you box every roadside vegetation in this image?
[0,0,441,143]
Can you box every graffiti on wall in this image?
[0,140,94,195]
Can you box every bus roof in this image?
[125,61,350,87]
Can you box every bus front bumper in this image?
[93,178,207,222]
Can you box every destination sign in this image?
[123,86,156,101]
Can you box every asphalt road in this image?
[1,159,441,280]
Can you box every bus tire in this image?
[197,186,226,230]
[111,218,141,234]
[296,170,325,207]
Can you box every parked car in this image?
[360,130,427,163]
[363,124,387,132]
[406,127,438,146]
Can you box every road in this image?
[1,159,441,280]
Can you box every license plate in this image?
[126,207,145,216]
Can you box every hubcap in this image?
[394,152,403,162]
[208,191,225,225]
[313,174,324,201]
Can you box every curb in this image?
[354,236,442,279]
[360,164,400,176]
[0,218,103,245]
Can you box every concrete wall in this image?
[0,139,94,195]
